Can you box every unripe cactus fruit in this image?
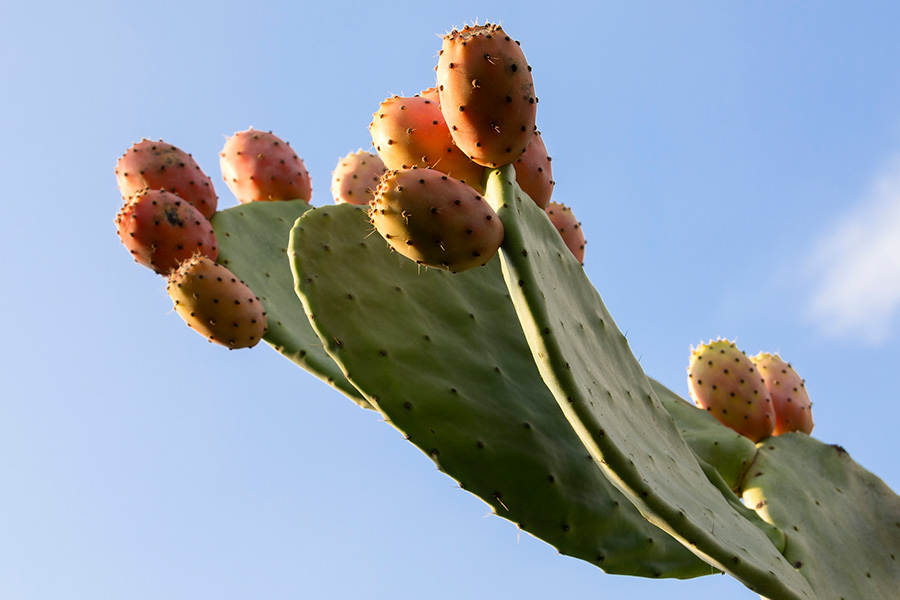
[219,128,312,203]
[514,130,554,209]
[167,255,267,349]
[369,94,486,193]
[687,339,775,443]
[751,352,814,436]
[115,189,218,275]
[545,202,585,265]
[115,139,218,219]
[369,168,504,273]
[436,23,537,168]
[330,150,387,205]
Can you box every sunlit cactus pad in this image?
[205,177,900,600]
[287,202,710,578]
[742,434,900,599]
[483,166,814,599]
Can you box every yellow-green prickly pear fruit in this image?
[369,167,503,273]
[167,255,267,349]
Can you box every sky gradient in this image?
[2,2,899,598]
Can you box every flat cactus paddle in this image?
[210,200,369,407]
[654,379,760,493]
[483,165,814,600]
[288,203,711,578]
[742,434,900,599]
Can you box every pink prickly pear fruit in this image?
[369,94,486,193]
[545,202,585,265]
[166,255,267,349]
[436,23,537,168]
[115,139,218,219]
[687,339,776,443]
[115,189,218,275]
[369,167,504,273]
[330,150,387,205]
[219,128,312,203]
[751,352,814,436]
[514,130,554,209]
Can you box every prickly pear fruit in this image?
[369,94,486,193]
[436,23,537,168]
[751,352,814,436]
[166,255,267,349]
[369,168,503,273]
[687,339,775,443]
[545,202,585,265]
[115,189,218,275]
[417,86,441,103]
[514,130,554,209]
[219,128,312,204]
[330,150,387,205]
[115,139,218,218]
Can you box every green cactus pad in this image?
[484,166,814,600]
[210,200,369,408]
[288,203,712,578]
[742,434,900,599]
[653,379,759,492]
[651,380,785,551]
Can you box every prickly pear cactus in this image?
[113,17,900,598]
[204,173,900,598]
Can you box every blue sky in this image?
[2,1,899,598]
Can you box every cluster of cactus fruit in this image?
[113,129,313,349]
[113,22,899,600]
[687,339,814,442]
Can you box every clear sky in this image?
[2,1,899,598]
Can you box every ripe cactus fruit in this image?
[115,139,218,219]
[167,255,267,349]
[545,202,585,265]
[751,352,814,436]
[369,168,503,273]
[330,150,387,205]
[369,94,486,193]
[514,130,554,209]
[436,23,537,168]
[219,128,312,203]
[417,86,441,103]
[686,339,775,442]
[115,189,218,275]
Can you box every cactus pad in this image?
[483,166,814,599]
[210,200,368,407]
[742,434,900,599]
[288,203,713,578]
